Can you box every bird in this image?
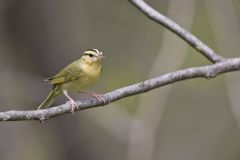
[37,49,105,112]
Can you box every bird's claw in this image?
[91,94,106,104]
[66,100,78,113]
[78,91,106,104]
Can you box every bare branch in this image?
[0,0,238,122]
[0,58,240,122]
[129,0,225,63]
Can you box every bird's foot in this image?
[66,99,78,114]
[91,93,106,104]
[79,91,106,104]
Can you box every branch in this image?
[1,58,240,121]
[0,0,237,122]
[129,0,225,63]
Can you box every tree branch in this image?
[0,58,240,121]
[0,0,238,122]
[129,0,225,63]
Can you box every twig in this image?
[0,0,238,122]
[128,0,225,63]
[0,58,240,121]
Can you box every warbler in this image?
[38,49,105,112]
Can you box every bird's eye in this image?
[89,54,94,57]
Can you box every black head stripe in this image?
[86,49,99,53]
[86,53,94,57]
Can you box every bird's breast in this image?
[61,62,101,92]
[81,62,101,82]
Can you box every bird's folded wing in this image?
[45,64,83,84]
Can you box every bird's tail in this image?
[37,86,61,110]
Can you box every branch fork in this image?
[0,0,239,121]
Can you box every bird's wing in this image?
[46,62,83,84]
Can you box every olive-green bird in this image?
[38,49,104,112]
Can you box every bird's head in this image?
[81,49,105,64]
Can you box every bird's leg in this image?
[79,91,105,104]
[63,90,78,113]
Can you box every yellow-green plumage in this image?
[38,49,104,110]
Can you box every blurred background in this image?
[0,0,240,159]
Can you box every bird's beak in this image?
[99,55,106,59]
